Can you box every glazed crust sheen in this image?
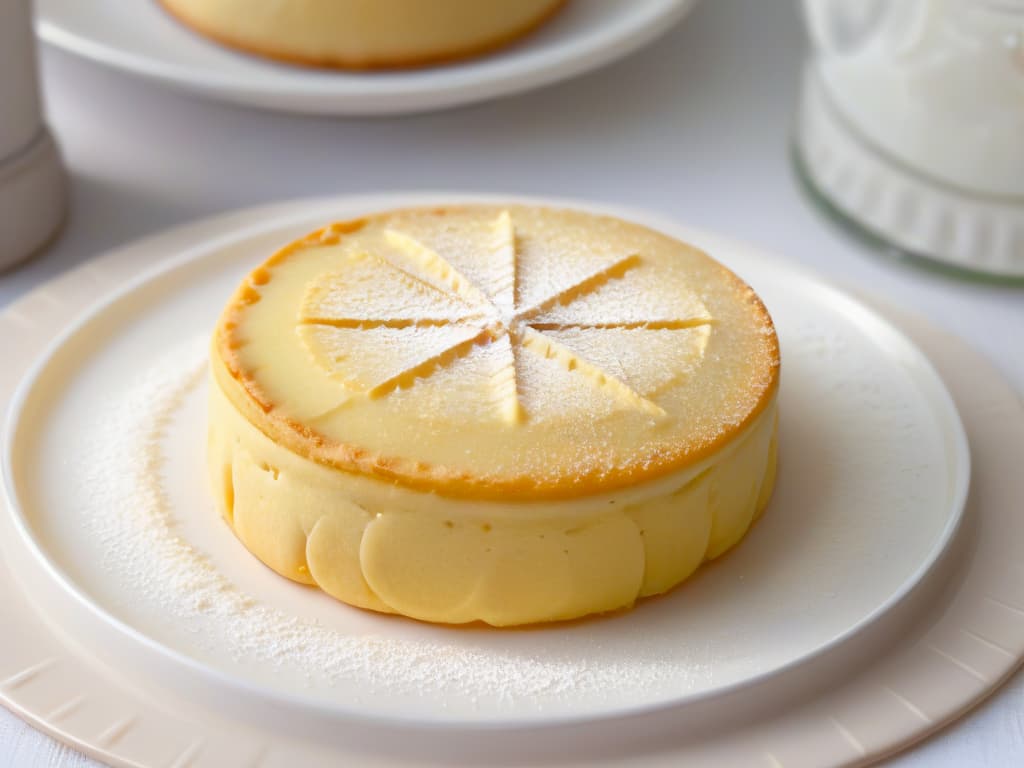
[214,205,781,501]
[158,0,569,71]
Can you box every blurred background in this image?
[4,2,1020,389]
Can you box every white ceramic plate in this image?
[35,0,697,115]
[1,193,969,732]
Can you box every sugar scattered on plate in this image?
[76,336,703,713]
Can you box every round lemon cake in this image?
[209,205,780,626]
[159,0,567,70]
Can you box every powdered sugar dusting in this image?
[77,336,701,712]
[296,211,709,423]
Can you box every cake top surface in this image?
[215,205,779,499]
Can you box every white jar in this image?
[797,0,1024,277]
[0,0,66,270]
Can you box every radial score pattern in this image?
[297,211,716,424]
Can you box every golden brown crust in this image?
[214,205,781,501]
[158,0,569,71]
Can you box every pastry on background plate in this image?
[208,204,780,626]
[159,0,568,70]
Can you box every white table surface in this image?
[2,1,1022,766]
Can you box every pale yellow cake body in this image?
[209,373,777,625]
[160,0,567,69]
[209,205,780,626]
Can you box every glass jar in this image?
[796,0,1024,278]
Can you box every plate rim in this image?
[36,0,698,115]
[0,192,972,731]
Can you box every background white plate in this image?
[35,0,697,115]
[2,193,968,729]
